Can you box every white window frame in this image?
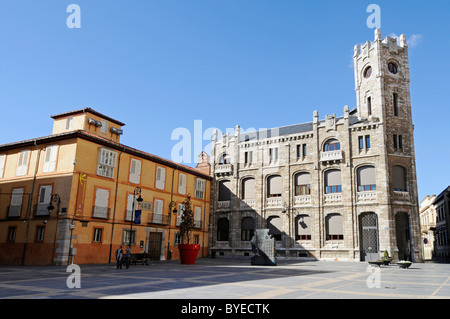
[153,199,164,223]
[97,148,117,178]
[93,188,109,219]
[66,117,73,130]
[194,206,202,228]
[100,119,108,134]
[43,145,58,173]
[36,185,52,216]
[9,188,24,217]
[178,173,187,195]
[129,158,142,184]
[195,178,206,199]
[176,203,184,226]
[16,150,30,176]
[93,228,102,243]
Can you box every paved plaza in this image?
[0,258,449,300]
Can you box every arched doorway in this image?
[359,212,379,261]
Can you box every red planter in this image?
[178,244,200,264]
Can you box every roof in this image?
[0,130,211,180]
[433,186,450,204]
[50,107,126,126]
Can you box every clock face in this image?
[388,62,398,74]
[363,66,372,78]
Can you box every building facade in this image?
[433,186,450,262]
[419,195,436,260]
[0,108,211,265]
[209,29,422,262]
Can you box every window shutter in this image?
[126,194,138,221]
[296,173,311,186]
[325,170,341,186]
[16,150,30,176]
[178,173,187,194]
[129,159,141,184]
[268,175,282,195]
[0,154,6,178]
[176,203,184,226]
[218,180,231,201]
[242,178,255,199]
[392,166,406,190]
[9,188,24,217]
[297,215,311,236]
[94,189,109,218]
[37,185,53,215]
[327,214,343,236]
[43,145,58,173]
[156,167,166,189]
[194,207,201,228]
[153,199,163,223]
[358,166,376,186]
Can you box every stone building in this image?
[419,195,437,260]
[209,29,422,262]
[433,186,450,262]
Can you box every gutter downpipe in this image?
[22,140,41,266]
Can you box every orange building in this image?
[0,108,211,265]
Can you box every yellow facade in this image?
[0,108,211,265]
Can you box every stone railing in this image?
[357,191,377,202]
[392,190,410,202]
[217,200,231,210]
[324,193,342,203]
[215,164,233,175]
[266,197,282,207]
[320,150,343,162]
[294,195,312,206]
[240,199,256,209]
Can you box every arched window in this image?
[267,216,282,241]
[325,169,342,194]
[218,180,231,201]
[294,172,311,196]
[296,215,311,240]
[242,178,255,200]
[392,166,407,191]
[326,213,343,240]
[241,217,255,241]
[217,218,229,241]
[357,166,376,191]
[267,175,282,197]
[324,139,340,152]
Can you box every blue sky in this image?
[0,0,448,201]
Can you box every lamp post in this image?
[48,194,61,265]
[167,201,178,260]
[130,187,143,247]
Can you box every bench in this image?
[129,253,149,265]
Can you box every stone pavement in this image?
[1,257,450,300]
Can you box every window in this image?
[324,139,340,151]
[0,154,6,178]
[388,62,398,74]
[126,193,138,221]
[218,180,231,202]
[244,151,253,165]
[195,178,206,199]
[296,144,307,158]
[36,226,45,242]
[16,150,30,176]
[178,173,187,194]
[326,213,343,240]
[367,97,372,116]
[66,117,73,130]
[363,66,372,78]
[36,185,52,216]
[9,188,24,217]
[267,175,282,197]
[217,218,229,241]
[175,232,182,245]
[294,172,311,196]
[359,135,371,150]
[155,166,166,190]
[392,166,407,191]
[241,217,255,241]
[97,148,117,178]
[7,227,16,242]
[242,178,255,200]
[269,147,279,163]
[218,153,231,164]
[393,93,399,116]
[93,228,102,243]
[122,229,136,245]
[296,215,311,241]
[325,169,342,194]
[176,203,184,226]
[393,134,403,152]
[43,145,58,173]
[357,166,376,191]
[268,216,282,241]
[100,119,108,134]
[153,199,163,224]
[129,159,141,184]
[194,207,201,228]
[93,188,109,219]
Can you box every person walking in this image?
[115,246,123,269]
[124,245,131,269]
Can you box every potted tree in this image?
[381,250,393,265]
[177,195,200,264]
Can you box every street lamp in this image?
[130,187,143,247]
[167,201,179,260]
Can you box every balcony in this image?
[324,193,342,204]
[320,150,343,162]
[215,164,233,175]
[240,199,256,210]
[148,213,169,225]
[93,206,110,219]
[217,200,231,210]
[392,190,410,202]
[294,195,311,206]
[266,197,282,207]
[357,191,377,202]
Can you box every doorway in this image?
[395,212,411,261]
[148,232,162,261]
[359,212,379,261]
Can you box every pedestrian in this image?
[124,245,131,269]
[115,246,123,269]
